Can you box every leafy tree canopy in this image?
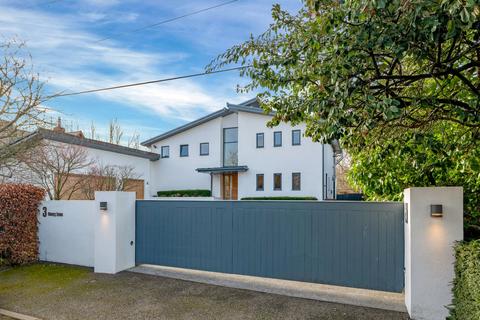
[210,0,480,235]
[209,0,480,144]
[347,123,480,238]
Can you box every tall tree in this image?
[209,0,480,234]
[346,123,480,238]
[0,39,46,176]
[208,0,480,143]
[108,118,123,145]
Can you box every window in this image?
[180,144,189,157]
[256,133,264,148]
[160,146,169,158]
[273,173,282,190]
[292,130,301,146]
[223,127,238,166]
[292,172,301,190]
[274,131,282,147]
[256,174,264,191]
[200,142,209,156]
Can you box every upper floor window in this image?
[256,174,264,191]
[274,131,282,147]
[200,142,209,156]
[256,133,264,148]
[273,173,282,190]
[161,146,169,158]
[292,172,301,190]
[180,144,189,157]
[223,127,238,166]
[292,130,301,146]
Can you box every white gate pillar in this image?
[404,187,463,320]
[94,191,136,274]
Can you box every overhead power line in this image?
[51,66,249,98]
[94,0,239,43]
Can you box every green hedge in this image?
[156,189,211,197]
[449,240,480,320]
[241,196,318,201]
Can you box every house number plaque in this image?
[42,207,63,217]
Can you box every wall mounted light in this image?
[430,204,443,217]
[100,202,108,211]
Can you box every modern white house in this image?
[142,98,339,200]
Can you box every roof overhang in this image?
[141,108,233,146]
[140,98,273,147]
[226,103,275,116]
[196,165,248,174]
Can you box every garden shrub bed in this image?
[156,189,211,197]
[241,196,317,200]
[449,240,480,320]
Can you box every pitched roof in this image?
[226,102,275,116]
[141,98,273,146]
[15,128,160,161]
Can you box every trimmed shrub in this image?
[0,184,45,265]
[241,196,318,201]
[449,240,480,320]
[157,189,211,197]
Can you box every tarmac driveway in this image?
[0,263,409,320]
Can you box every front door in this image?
[222,173,238,200]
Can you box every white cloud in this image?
[0,4,229,122]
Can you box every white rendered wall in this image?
[149,117,223,196]
[94,191,136,274]
[404,187,463,320]
[38,200,95,267]
[149,114,238,198]
[237,112,334,200]
[148,110,334,200]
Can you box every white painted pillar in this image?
[94,191,136,274]
[404,187,463,320]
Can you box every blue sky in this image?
[0,0,301,144]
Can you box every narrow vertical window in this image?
[223,127,238,166]
[292,130,301,146]
[180,144,189,157]
[161,146,169,158]
[274,131,282,147]
[200,142,209,156]
[273,173,282,190]
[292,172,301,190]
[256,174,264,191]
[256,133,264,148]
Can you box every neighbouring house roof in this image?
[13,128,160,161]
[141,97,273,147]
[196,165,249,174]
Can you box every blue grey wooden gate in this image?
[136,201,404,292]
